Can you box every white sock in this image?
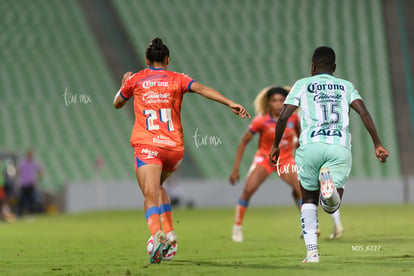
[301,203,318,252]
[320,188,340,213]
[330,209,342,226]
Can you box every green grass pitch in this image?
[0,205,413,275]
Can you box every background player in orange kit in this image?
[229,86,301,242]
[113,37,250,264]
[230,86,344,242]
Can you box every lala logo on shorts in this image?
[141,148,159,159]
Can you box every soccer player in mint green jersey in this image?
[269,46,389,263]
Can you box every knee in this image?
[142,189,159,201]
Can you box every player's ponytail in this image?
[146,37,170,63]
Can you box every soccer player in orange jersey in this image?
[113,37,250,264]
[229,86,301,242]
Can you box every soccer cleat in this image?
[329,224,344,240]
[166,231,178,245]
[320,168,334,199]
[162,231,178,257]
[232,225,243,242]
[302,250,320,263]
[150,230,166,264]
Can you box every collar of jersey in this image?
[148,66,165,71]
[315,73,333,77]
[268,112,278,123]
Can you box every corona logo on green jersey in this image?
[307,82,345,93]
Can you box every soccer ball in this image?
[146,235,178,261]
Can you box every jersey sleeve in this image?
[248,116,263,134]
[119,75,135,100]
[179,73,196,93]
[284,80,302,106]
[348,82,363,103]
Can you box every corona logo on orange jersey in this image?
[142,80,169,89]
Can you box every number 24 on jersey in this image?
[144,108,175,131]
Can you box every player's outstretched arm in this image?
[351,99,389,163]
[269,104,297,165]
[229,131,254,185]
[190,82,251,119]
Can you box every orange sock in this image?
[234,199,249,226]
[160,204,173,234]
[145,206,161,236]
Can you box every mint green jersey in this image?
[285,74,362,149]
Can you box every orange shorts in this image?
[249,153,296,175]
[134,144,184,172]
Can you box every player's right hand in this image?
[229,170,239,185]
[375,145,388,163]
[269,146,280,166]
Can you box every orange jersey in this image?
[249,112,299,160]
[120,66,195,151]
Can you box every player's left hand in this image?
[122,71,133,85]
[375,145,389,163]
[229,169,239,185]
[269,146,280,166]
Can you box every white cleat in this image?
[166,231,178,246]
[232,225,243,242]
[303,250,320,263]
[330,224,344,239]
[150,230,166,264]
[162,231,177,258]
[320,168,334,199]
